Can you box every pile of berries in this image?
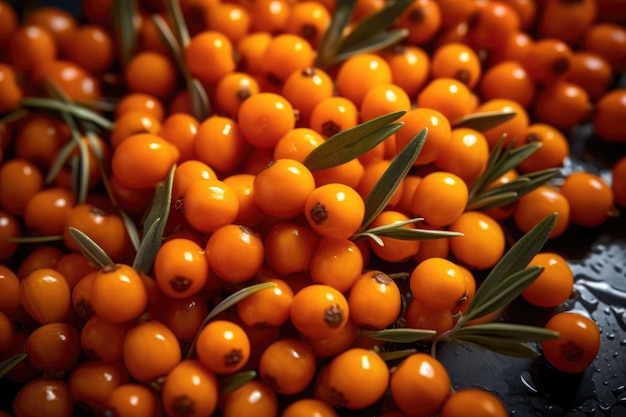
[0,0,625,416]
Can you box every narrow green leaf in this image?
[338,0,412,52]
[219,370,257,396]
[360,127,427,230]
[360,328,436,343]
[132,218,161,274]
[187,78,211,121]
[112,0,139,68]
[303,111,406,171]
[452,110,517,131]
[315,0,358,69]
[0,107,29,125]
[142,165,175,235]
[377,349,417,362]
[356,222,463,241]
[163,0,190,47]
[465,191,520,211]
[6,235,64,244]
[67,227,114,268]
[333,28,409,66]
[451,335,540,358]
[0,353,28,379]
[121,210,141,252]
[185,282,278,359]
[74,135,91,205]
[46,140,77,184]
[20,98,114,130]
[451,323,560,343]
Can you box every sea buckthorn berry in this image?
[185,30,235,84]
[413,226,451,264]
[282,67,334,124]
[236,31,271,75]
[479,60,536,108]
[522,252,574,308]
[501,30,534,63]
[592,89,626,143]
[196,319,250,375]
[0,310,14,353]
[583,22,626,73]
[473,98,530,148]
[109,110,162,149]
[466,0,520,51]
[223,173,264,227]
[358,159,404,209]
[158,112,199,163]
[161,359,219,417]
[0,63,23,113]
[204,2,250,44]
[214,72,260,118]
[206,224,264,284]
[304,318,360,358]
[410,257,468,311]
[519,123,569,173]
[66,24,114,73]
[310,237,363,292]
[538,0,597,44]
[9,24,57,71]
[304,183,365,240]
[171,160,216,202]
[90,264,148,323]
[24,6,76,52]
[431,43,482,89]
[19,268,70,324]
[368,210,421,262]
[290,284,350,340]
[436,0,479,29]
[321,347,389,410]
[0,1,18,42]
[542,311,601,374]
[396,174,422,216]
[417,78,474,125]
[263,221,319,276]
[449,211,506,271]
[13,377,73,417]
[236,275,294,328]
[336,53,392,107]
[238,92,296,148]
[23,186,74,236]
[72,272,96,321]
[405,297,454,335]
[309,96,359,138]
[259,338,316,395]
[262,34,315,88]
[382,45,430,98]
[436,127,490,185]
[81,315,129,362]
[390,353,451,417]
[348,270,401,329]
[25,322,81,376]
[411,171,468,228]
[440,388,508,417]
[514,185,570,238]
[0,265,20,313]
[182,178,240,233]
[313,157,365,190]
[360,83,411,122]
[104,383,160,417]
[281,398,339,417]
[17,245,63,278]
[111,132,179,189]
[522,38,573,85]
[284,1,330,47]
[33,59,101,102]
[500,0,537,30]
[253,159,316,218]
[395,0,442,45]
[68,361,129,416]
[534,80,591,130]
[115,93,165,121]
[124,51,177,99]
[396,108,452,165]
[62,204,132,262]
[559,172,615,227]
[566,52,613,101]
[154,238,209,298]
[14,114,70,167]
[612,156,626,207]
[0,158,44,216]
[221,379,278,417]
[123,320,182,383]
[160,294,208,342]
[273,127,325,163]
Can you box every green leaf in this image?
[0,108,29,125]
[132,218,162,274]
[0,353,28,379]
[121,210,141,252]
[332,28,409,66]
[450,336,540,358]
[450,323,560,343]
[112,0,139,68]
[46,140,77,184]
[338,0,412,52]
[20,98,114,130]
[452,110,517,132]
[187,78,211,121]
[360,127,427,230]
[219,370,257,396]
[6,235,64,244]
[163,0,190,47]
[459,213,557,324]
[303,111,406,172]
[315,0,358,69]
[151,14,191,79]
[185,282,278,359]
[67,227,114,268]
[377,349,417,362]
[360,328,436,343]
[355,222,463,241]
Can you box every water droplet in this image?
[619,339,626,347]
[520,371,538,393]
[607,333,616,340]
[612,385,626,400]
